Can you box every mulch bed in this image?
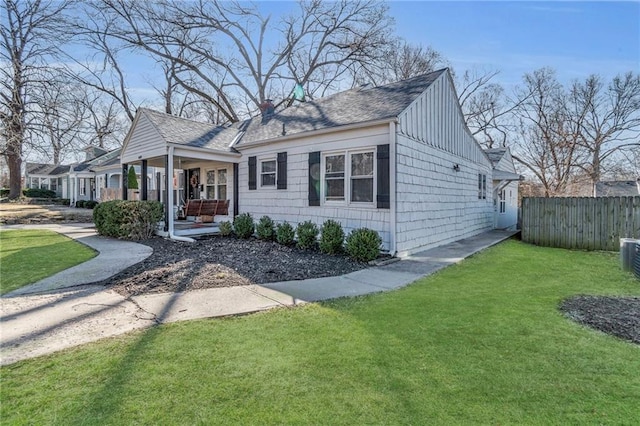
[560,296,640,344]
[101,236,366,297]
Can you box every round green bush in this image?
[219,221,233,236]
[22,188,56,198]
[345,228,382,262]
[233,213,254,239]
[75,200,86,208]
[276,222,295,246]
[93,200,163,240]
[296,220,319,250]
[84,200,99,209]
[319,219,345,254]
[256,216,275,240]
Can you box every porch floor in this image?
[173,220,220,237]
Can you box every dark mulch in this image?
[560,296,640,344]
[101,236,366,297]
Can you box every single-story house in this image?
[121,68,521,256]
[485,147,521,230]
[594,180,640,197]
[25,146,158,204]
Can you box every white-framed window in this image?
[50,178,57,192]
[30,177,39,189]
[322,149,375,205]
[478,173,487,200]
[499,189,506,213]
[260,159,276,187]
[79,178,86,196]
[205,168,228,199]
[40,177,49,190]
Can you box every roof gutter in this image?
[167,143,242,157]
[234,117,396,150]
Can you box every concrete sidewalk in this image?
[0,227,516,365]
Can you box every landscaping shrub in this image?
[296,220,319,250]
[233,213,254,239]
[319,219,345,254]
[22,188,56,198]
[75,200,86,208]
[276,222,295,246]
[256,216,275,240]
[58,198,71,206]
[84,200,99,209]
[93,200,163,240]
[127,166,139,189]
[219,221,232,236]
[345,228,382,262]
[0,188,9,197]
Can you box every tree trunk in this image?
[7,152,22,199]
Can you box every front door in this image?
[186,168,201,200]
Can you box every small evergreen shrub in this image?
[256,216,275,240]
[58,198,71,206]
[84,200,99,209]
[233,213,254,239]
[22,188,56,198]
[93,200,163,240]
[276,222,295,246]
[345,228,382,262]
[296,220,319,250]
[319,219,345,254]
[127,166,139,189]
[219,221,232,236]
[0,189,9,197]
[75,200,86,208]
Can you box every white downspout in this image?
[389,120,397,257]
[166,146,194,243]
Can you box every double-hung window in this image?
[261,160,276,187]
[324,154,345,201]
[478,173,487,200]
[205,169,228,199]
[323,150,375,205]
[350,152,374,202]
[499,189,506,213]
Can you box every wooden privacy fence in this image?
[521,196,640,251]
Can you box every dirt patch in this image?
[101,236,367,297]
[560,295,640,344]
[0,203,94,224]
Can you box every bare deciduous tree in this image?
[570,72,640,190]
[79,0,393,123]
[0,0,73,198]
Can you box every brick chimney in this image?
[259,99,275,116]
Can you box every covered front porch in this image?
[119,108,242,239]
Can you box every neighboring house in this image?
[484,147,521,230]
[594,180,640,197]
[122,68,520,256]
[25,146,158,205]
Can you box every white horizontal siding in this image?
[121,114,167,164]
[238,125,392,250]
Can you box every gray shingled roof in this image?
[236,69,447,146]
[484,148,507,166]
[26,163,70,176]
[595,180,639,196]
[140,108,238,152]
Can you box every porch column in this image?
[122,163,128,200]
[164,155,170,232]
[141,160,148,201]
[233,163,239,216]
[156,172,162,201]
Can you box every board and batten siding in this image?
[238,125,392,250]
[121,114,167,164]
[394,74,493,256]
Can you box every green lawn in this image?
[0,229,96,294]
[2,240,638,425]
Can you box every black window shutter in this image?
[376,144,390,209]
[277,152,287,190]
[248,156,257,190]
[308,151,320,206]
